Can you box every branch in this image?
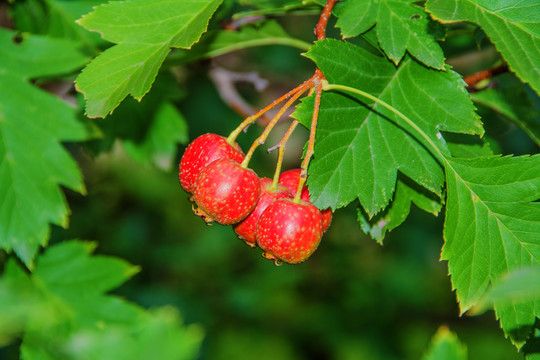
[463,64,509,91]
[222,15,266,31]
[208,66,271,122]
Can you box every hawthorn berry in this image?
[233,177,292,247]
[278,169,309,200]
[179,133,245,193]
[256,198,323,264]
[279,169,333,231]
[193,158,260,225]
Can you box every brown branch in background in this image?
[208,66,272,124]
[40,81,78,106]
[222,15,266,31]
[463,64,509,91]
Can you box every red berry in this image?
[256,198,323,264]
[233,178,292,247]
[278,169,333,232]
[193,158,260,225]
[179,133,245,193]
[279,169,310,201]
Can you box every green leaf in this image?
[335,0,446,69]
[358,178,443,243]
[33,241,140,297]
[86,74,188,170]
[75,0,223,118]
[0,260,43,345]
[422,326,467,360]
[63,307,204,360]
[443,133,493,158]
[426,0,540,95]
[10,0,107,52]
[296,39,481,216]
[443,155,540,347]
[0,240,203,360]
[166,20,311,65]
[0,240,179,358]
[473,266,540,314]
[0,28,89,78]
[470,74,540,146]
[0,29,88,267]
[123,101,189,171]
[0,240,141,333]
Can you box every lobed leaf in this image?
[34,240,140,297]
[443,155,540,346]
[76,0,222,118]
[426,0,540,95]
[0,29,88,267]
[296,39,481,216]
[358,178,443,243]
[336,0,446,69]
[0,241,203,360]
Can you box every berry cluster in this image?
[179,133,332,265]
[178,0,339,265]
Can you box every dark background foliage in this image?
[1,2,537,359]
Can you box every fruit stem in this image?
[227,78,314,146]
[291,0,336,201]
[271,119,299,189]
[241,82,311,169]
[295,74,324,202]
[226,0,337,148]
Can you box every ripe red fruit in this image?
[256,198,323,264]
[193,158,260,225]
[233,178,292,247]
[278,169,333,232]
[279,169,310,200]
[179,133,245,193]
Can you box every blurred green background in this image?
[1,6,537,359]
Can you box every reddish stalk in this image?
[227,77,314,145]
[292,0,337,201]
[267,85,318,188]
[240,81,313,168]
[315,0,337,40]
[270,119,299,188]
[228,0,338,200]
[295,77,323,202]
